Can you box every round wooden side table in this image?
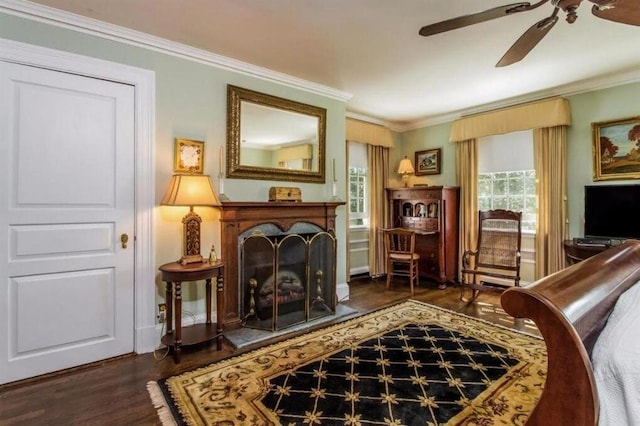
[159,260,225,363]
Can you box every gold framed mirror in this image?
[226,85,326,183]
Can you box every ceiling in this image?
[22,0,640,129]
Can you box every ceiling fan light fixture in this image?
[565,6,579,23]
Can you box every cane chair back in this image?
[460,209,522,302]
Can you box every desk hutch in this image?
[387,186,459,288]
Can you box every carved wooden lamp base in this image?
[180,207,204,265]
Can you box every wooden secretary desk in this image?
[386,186,460,289]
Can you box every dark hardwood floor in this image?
[0,278,538,425]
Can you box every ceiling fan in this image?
[419,0,640,67]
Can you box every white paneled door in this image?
[0,61,135,384]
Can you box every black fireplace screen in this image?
[240,228,336,331]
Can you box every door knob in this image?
[121,233,129,249]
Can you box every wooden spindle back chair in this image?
[384,228,420,296]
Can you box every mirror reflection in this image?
[240,102,318,171]
[227,85,326,183]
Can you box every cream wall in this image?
[0,12,348,316]
[394,122,455,188]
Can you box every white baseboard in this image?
[349,266,369,276]
[337,282,350,302]
[137,324,161,354]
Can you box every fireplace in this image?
[219,201,344,328]
[240,224,336,331]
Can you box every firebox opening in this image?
[240,223,336,332]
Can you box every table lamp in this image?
[397,156,415,187]
[161,174,220,265]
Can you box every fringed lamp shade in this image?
[162,174,220,265]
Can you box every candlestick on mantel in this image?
[332,158,336,182]
[330,180,341,201]
[219,146,224,176]
[218,173,230,201]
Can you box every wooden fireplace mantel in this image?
[219,201,345,327]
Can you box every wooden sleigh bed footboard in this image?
[501,239,640,426]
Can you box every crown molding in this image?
[345,111,390,127]
[0,0,353,102]
[352,64,640,132]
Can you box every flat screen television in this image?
[584,184,640,240]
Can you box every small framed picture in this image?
[415,148,441,176]
[592,116,640,181]
[174,138,204,174]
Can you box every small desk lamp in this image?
[161,174,220,265]
[397,156,415,188]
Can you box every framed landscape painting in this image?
[415,148,441,175]
[592,116,640,181]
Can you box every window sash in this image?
[478,170,536,232]
[349,167,368,226]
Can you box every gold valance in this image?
[346,118,394,148]
[449,97,571,142]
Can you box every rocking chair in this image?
[460,209,522,303]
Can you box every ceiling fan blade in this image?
[419,2,535,37]
[591,0,640,26]
[496,12,559,67]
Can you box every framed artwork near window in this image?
[415,148,441,176]
[592,116,640,181]
[175,138,204,174]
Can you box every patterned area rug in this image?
[147,300,547,425]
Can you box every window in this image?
[478,170,536,231]
[349,142,368,227]
[478,131,536,232]
[349,167,368,227]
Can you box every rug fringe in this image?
[147,381,178,426]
